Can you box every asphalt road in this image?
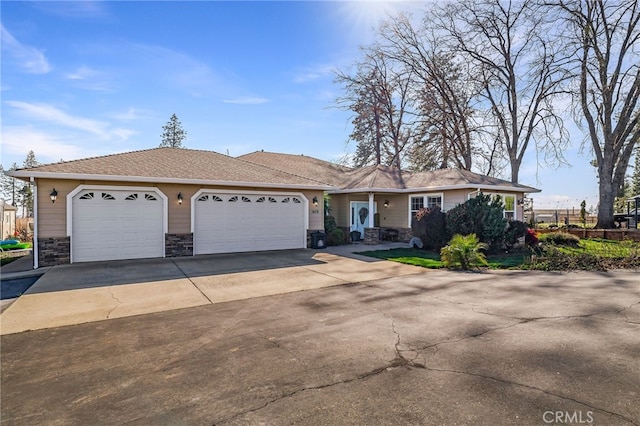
[1,269,638,425]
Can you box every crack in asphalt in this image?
[420,365,639,425]
[212,303,639,425]
[257,333,309,367]
[211,360,408,425]
[105,288,123,319]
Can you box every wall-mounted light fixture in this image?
[312,196,318,207]
[177,192,183,205]
[384,199,389,208]
[50,188,58,203]
[517,197,525,206]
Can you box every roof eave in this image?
[7,171,335,191]
[329,184,541,194]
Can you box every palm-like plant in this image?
[440,234,488,270]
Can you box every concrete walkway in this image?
[0,243,420,335]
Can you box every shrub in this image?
[327,228,345,246]
[440,234,488,270]
[446,194,507,250]
[525,228,539,246]
[504,220,528,249]
[324,215,337,233]
[411,206,448,249]
[539,231,580,246]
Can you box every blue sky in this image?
[1,1,600,210]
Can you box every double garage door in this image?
[193,191,307,255]
[71,188,307,262]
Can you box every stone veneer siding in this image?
[38,237,70,266]
[398,228,412,242]
[363,227,380,245]
[165,233,193,257]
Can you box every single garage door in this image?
[72,188,165,262]
[194,191,306,255]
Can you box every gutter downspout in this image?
[32,177,38,269]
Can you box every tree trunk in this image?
[596,170,616,229]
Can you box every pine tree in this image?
[21,151,39,217]
[160,114,187,148]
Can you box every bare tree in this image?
[551,0,639,228]
[335,49,418,169]
[377,14,479,172]
[439,0,570,183]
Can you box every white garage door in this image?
[194,191,307,255]
[72,188,165,262]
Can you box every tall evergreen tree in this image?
[21,151,39,217]
[160,114,187,148]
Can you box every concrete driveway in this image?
[1,264,638,425]
[0,245,422,335]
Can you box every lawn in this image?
[358,247,528,269]
[358,238,640,271]
[553,238,640,258]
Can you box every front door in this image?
[350,202,371,240]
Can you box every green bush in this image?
[410,206,448,249]
[327,228,345,246]
[539,231,580,246]
[504,220,528,249]
[440,234,488,270]
[445,194,507,250]
[324,215,337,233]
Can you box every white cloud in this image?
[6,101,109,137]
[0,24,51,74]
[65,65,97,80]
[222,97,270,105]
[4,101,137,142]
[294,64,336,83]
[110,108,149,121]
[64,65,114,92]
[0,127,106,163]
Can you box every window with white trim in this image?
[410,194,443,218]
[503,195,516,220]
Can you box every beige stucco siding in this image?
[35,179,322,238]
[377,194,409,228]
[330,189,530,230]
[36,179,78,238]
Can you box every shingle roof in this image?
[405,168,540,192]
[340,164,407,191]
[8,148,539,193]
[239,151,539,193]
[238,151,351,186]
[8,148,333,189]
